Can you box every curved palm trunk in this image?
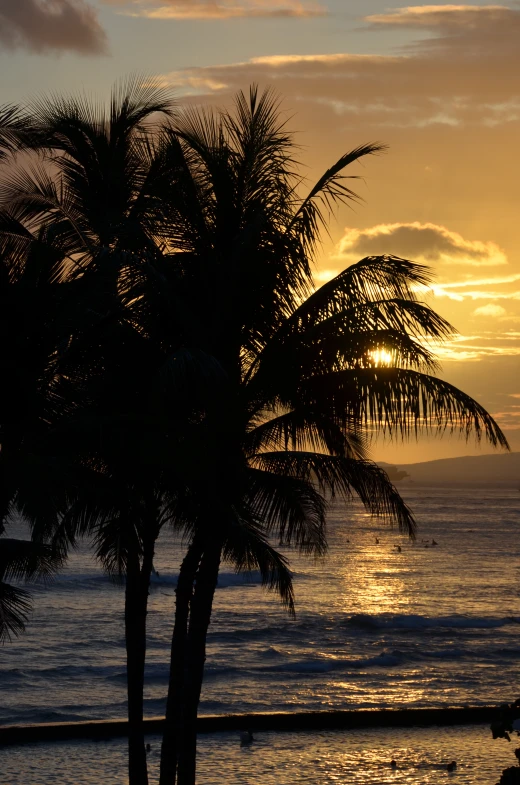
[159,539,203,785]
[125,535,155,785]
[177,543,221,785]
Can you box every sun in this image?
[370,348,393,367]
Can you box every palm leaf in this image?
[290,144,386,256]
[0,538,62,582]
[251,451,416,537]
[0,582,32,643]
[222,511,295,614]
[246,467,327,554]
[298,367,509,446]
[0,104,34,161]
[246,407,367,459]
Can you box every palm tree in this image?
[0,192,75,645]
[0,532,64,643]
[0,78,179,785]
[126,87,506,785]
[0,81,507,785]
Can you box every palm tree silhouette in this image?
[0,196,72,644]
[0,82,508,785]
[141,87,507,785]
[0,78,178,785]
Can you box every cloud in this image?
[432,334,520,361]
[159,5,520,127]
[485,407,520,429]
[365,5,511,31]
[429,275,520,301]
[0,0,107,55]
[436,274,520,289]
[333,222,507,267]
[364,5,516,40]
[106,0,325,19]
[433,287,520,302]
[473,304,507,318]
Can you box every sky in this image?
[1,1,520,463]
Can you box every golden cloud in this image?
[433,287,520,302]
[106,0,325,19]
[432,334,520,361]
[365,5,510,28]
[333,222,507,267]
[473,304,507,318]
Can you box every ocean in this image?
[1,484,519,783]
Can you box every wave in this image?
[345,613,520,631]
[258,648,408,674]
[36,568,264,591]
[0,709,92,724]
[263,648,459,674]
[33,573,117,592]
[218,570,262,587]
[149,570,263,588]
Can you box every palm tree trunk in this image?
[176,543,221,785]
[125,536,154,785]
[159,539,203,785]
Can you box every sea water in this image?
[1,485,519,783]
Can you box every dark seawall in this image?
[0,706,501,746]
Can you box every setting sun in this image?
[370,348,393,367]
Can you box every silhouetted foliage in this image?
[0,81,508,785]
[492,699,520,785]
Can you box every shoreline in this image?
[0,706,501,746]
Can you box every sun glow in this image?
[370,348,393,366]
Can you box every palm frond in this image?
[245,258,455,395]
[0,162,95,257]
[279,256,453,334]
[110,74,175,135]
[251,451,416,537]
[246,407,368,459]
[0,538,62,582]
[222,511,295,614]
[246,467,327,554]
[0,582,32,643]
[0,104,34,160]
[299,367,509,446]
[290,145,386,256]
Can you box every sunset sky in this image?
[2,1,520,462]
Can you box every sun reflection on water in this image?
[335,532,415,617]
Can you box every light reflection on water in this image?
[0,725,513,784]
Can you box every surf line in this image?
[0,706,505,746]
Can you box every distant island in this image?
[381,465,411,482]
[380,451,520,487]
